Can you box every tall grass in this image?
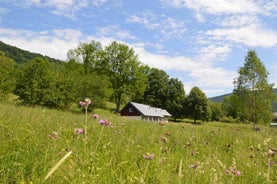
[0,101,276,183]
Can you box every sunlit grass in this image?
[0,101,276,183]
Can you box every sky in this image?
[0,0,277,97]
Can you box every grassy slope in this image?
[0,101,276,184]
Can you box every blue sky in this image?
[0,0,277,97]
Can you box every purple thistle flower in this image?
[143,153,155,160]
[79,101,84,106]
[106,121,112,126]
[99,119,106,125]
[75,128,85,135]
[93,114,99,119]
[235,171,241,176]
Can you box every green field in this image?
[0,101,276,184]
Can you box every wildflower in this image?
[99,119,106,125]
[224,166,241,176]
[85,98,91,105]
[79,101,84,106]
[143,153,155,160]
[75,128,85,135]
[184,141,191,147]
[189,161,200,169]
[48,131,58,140]
[191,150,196,156]
[79,98,91,109]
[160,136,168,143]
[164,147,170,154]
[267,149,276,157]
[106,121,112,126]
[93,114,99,119]
[235,171,241,176]
[164,131,171,136]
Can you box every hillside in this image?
[0,41,62,64]
[209,88,277,111]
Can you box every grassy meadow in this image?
[0,100,276,184]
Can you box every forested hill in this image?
[209,89,277,111]
[209,93,232,103]
[209,88,277,102]
[0,41,62,64]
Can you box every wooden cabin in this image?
[120,102,171,122]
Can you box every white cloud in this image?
[214,15,260,27]
[126,12,162,29]
[97,25,137,40]
[92,0,108,6]
[195,13,205,23]
[197,44,231,62]
[10,0,90,19]
[165,0,261,15]
[206,25,277,48]
[126,12,186,39]
[0,28,86,60]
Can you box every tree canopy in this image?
[233,50,275,128]
[186,86,209,124]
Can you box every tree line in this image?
[0,41,275,126]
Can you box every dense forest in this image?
[0,41,276,125]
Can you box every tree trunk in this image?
[115,93,121,113]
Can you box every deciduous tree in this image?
[166,78,186,121]
[104,41,147,112]
[186,86,209,124]
[233,50,275,129]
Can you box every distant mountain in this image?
[209,88,277,111]
[0,41,62,64]
[209,93,232,103]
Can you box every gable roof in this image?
[128,102,171,117]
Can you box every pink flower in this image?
[235,171,241,176]
[143,153,155,160]
[99,119,106,125]
[75,128,85,135]
[79,98,92,108]
[93,114,99,119]
[106,121,112,126]
[79,101,84,106]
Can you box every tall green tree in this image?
[104,41,147,112]
[0,51,16,97]
[186,86,209,124]
[143,68,169,108]
[67,40,103,74]
[166,78,186,121]
[233,50,275,129]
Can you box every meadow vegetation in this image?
[0,98,276,184]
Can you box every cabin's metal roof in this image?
[129,102,171,117]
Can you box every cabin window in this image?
[129,108,134,112]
